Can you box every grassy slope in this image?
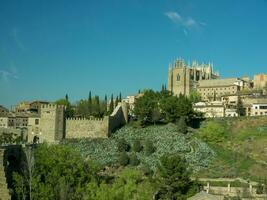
[197,116,267,180]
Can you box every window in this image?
[176,74,180,81]
[35,119,39,125]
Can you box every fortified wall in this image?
[65,102,128,139]
[66,117,108,138]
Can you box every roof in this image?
[187,191,224,200]
[198,78,241,88]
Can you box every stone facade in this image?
[66,102,128,139]
[197,78,244,101]
[193,101,225,118]
[66,118,108,138]
[39,104,65,143]
[253,74,267,89]
[168,59,219,96]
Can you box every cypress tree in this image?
[88,91,92,115]
[109,94,114,113]
[115,96,119,107]
[119,92,122,102]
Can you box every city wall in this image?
[66,117,108,138]
[65,102,128,139]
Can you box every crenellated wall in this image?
[65,102,128,139]
[66,117,108,138]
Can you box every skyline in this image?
[1,0,267,108]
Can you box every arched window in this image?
[176,74,180,81]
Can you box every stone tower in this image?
[168,59,219,96]
[39,104,65,143]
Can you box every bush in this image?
[117,138,130,152]
[129,153,140,166]
[132,140,142,152]
[177,116,188,134]
[144,140,155,156]
[118,152,129,166]
[140,165,153,177]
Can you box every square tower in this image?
[40,104,65,143]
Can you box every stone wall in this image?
[0,149,11,200]
[108,102,128,135]
[66,117,108,138]
[40,104,65,143]
[65,102,128,139]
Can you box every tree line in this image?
[55,92,122,119]
[133,88,200,127]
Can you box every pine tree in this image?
[65,94,69,101]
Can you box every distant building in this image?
[193,101,225,118]
[168,59,219,96]
[196,78,247,101]
[122,93,144,115]
[16,100,49,113]
[253,73,267,89]
[0,105,8,114]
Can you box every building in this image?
[0,105,8,114]
[193,101,225,118]
[253,74,267,89]
[15,100,49,113]
[122,93,144,115]
[196,78,246,101]
[168,59,219,96]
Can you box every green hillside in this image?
[63,116,267,180]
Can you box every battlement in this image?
[66,117,104,122]
[41,104,65,109]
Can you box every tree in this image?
[109,94,114,113]
[132,140,142,152]
[129,153,140,166]
[177,116,188,134]
[133,90,160,125]
[118,152,129,166]
[88,91,92,115]
[236,95,245,116]
[144,140,156,156]
[199,121,226,143]
[117,138,130,152]
[115,96,119,107]
[188,91,201,103]
[156,154,198,199]
[55,95,74,118]
[119,92,122,102]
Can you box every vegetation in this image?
[197,117,267,180]
[55,92,122,119]
[155,154,200,200]
[63,123,215,172]
[13,144,200,200]
[133,89,194,126]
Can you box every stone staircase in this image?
[0,149,11,200]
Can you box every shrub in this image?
[117,138,130,152]
[129,153,140,166]
[177,116,188,134]
[132,140,142,152]
[144,140,155,156]
[118,152,129,166]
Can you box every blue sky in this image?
[1,0,267,108]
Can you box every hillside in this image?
[63,116,267,180]
[197,116,267,180]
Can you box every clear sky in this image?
[1,0,267,108]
